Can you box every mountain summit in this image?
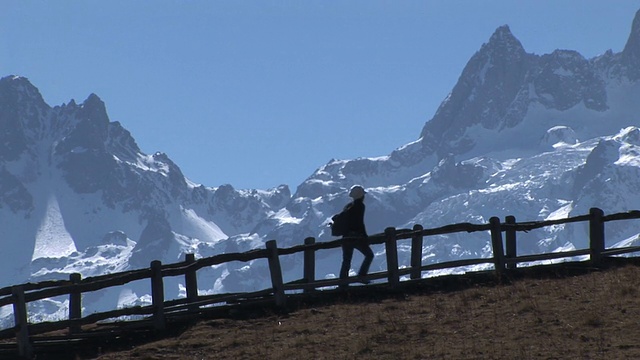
[263,10,640,290]
[418,23,615,160]
[621,9,640,79]
[419,23,531,155]
[0,75,290,286]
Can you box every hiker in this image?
[338,185,374,285]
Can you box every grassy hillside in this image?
[88,260,640,360]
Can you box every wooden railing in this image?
[1,207,640,358]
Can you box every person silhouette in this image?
[338,185,374,286]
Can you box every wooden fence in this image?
[1,207,640,359]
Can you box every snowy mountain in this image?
[2,9,640,323]
[222,9,640,290]
[0,75,290,286]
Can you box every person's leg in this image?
[355,242,374,277]
[340,242,355,280]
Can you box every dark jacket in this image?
[342,198,367,237]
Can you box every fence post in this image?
[385,227,400,288]
[12,285,32,359]
[69,273,82,334]
[489,217,506,278]
[504,215,517,270]
[589,207,605,267]
[150,260,166,331]
[266,240,286,308]
[410,224,424,280]
[303,237,316,293]
[184,253,199,312]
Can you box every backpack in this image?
[331,212,348,236]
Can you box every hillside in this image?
[73,260,640,359]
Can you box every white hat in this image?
[349,185,366,199]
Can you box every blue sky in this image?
[2,1,639,190]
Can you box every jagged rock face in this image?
[295,12,640,210]
[621,9,640,80]
[421,25,532,155]
[418,12,639,161]
[533,50,607,112]
[252,12,640,283]
[54,94,122,195]
[0,75,290,286]
[0,77,48,162]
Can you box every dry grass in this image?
[85,263,640,360]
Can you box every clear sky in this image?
[2,1,639,190]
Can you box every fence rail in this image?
[2,207,640,359]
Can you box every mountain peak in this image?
[81,93,105,109]
[418,23,529,150]
[483,24,526,56]
[624,9,640,50]
[0,76,49,161]
[622,9,640,72]
[0,75,30,87]
[490,25,513,40]
[77,93,109,127]
[0,75,46,107]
